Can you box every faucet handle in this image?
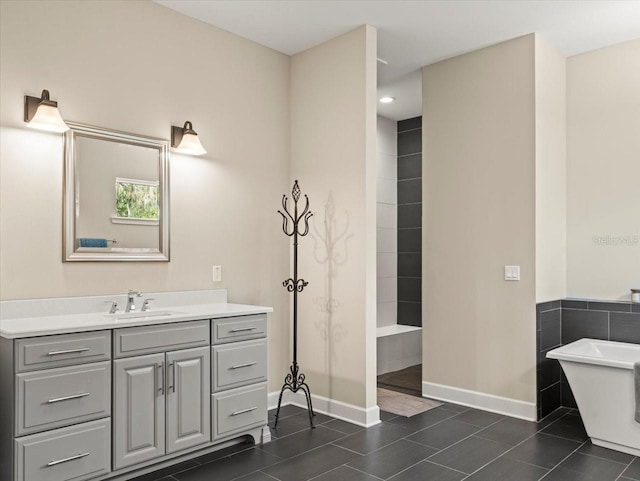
[142,298,155,312]
[105,301,119,314]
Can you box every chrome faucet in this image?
[126,290,142,312]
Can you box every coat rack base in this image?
[273,362,316,428]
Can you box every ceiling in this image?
[155,1,640,120]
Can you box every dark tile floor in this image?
[133,404,640,481]
[377,365,422,397]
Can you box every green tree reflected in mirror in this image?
[115,177,159,220]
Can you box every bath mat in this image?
[377,388,442,417]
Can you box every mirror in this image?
[63,122,170,261]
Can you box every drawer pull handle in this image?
[231,406,258,416]
[229,327,256,333]
[47,348,90,356]
[47,452,91,467]
[230,362,257,369]
[47,392,91,403]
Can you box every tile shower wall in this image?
[537,299,640,419]
[376,116,398,328]
[397,116,422,327]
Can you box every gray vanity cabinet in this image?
[2,310,270,481]
[166,347,210,454]
[113,347,210,469]
[113,353,165,469]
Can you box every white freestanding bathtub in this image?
[547,339,640,456]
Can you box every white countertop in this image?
[0,302,273,339]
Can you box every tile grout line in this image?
[478,424,565,472]
[256,470,283,481]
[397,126,422,133]
[344,465,386,480]
[577,449,636,467]
[253,442,342,475]
[429,459,472,476]
[328,442,366,456]
[538,440,589,480]
[402,436,443,452]
[419,415,507,463]
[613,455,637,481]
[418,409,580,478]
[537,430,589,444]
[450,415,570,478]
[397,151,423,159]
[436,430,537,477]
[320,423,361,437]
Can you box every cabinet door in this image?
[113,353,165,470]
[166,346,210,454]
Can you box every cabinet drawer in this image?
[212,314,266,344]
[212,383,267,440]
[15,331,111,372]
[114,320,210,358]
[16,361,111,436]
[15,418,110,481]
[212,340,267,392]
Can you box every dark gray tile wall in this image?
[397,116,422,327]
[536,301,562,420]
[537,299,640,419]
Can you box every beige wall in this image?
[567,39,640,301]
[0,0,291,391]
[422,35,537,403]
[535,36,567,303]
[290,26,378,408]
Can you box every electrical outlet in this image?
[504,265,520,281]
[212,265,222,282]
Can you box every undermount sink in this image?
[106,311,184,321]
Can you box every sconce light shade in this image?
[171,121,207,156]
[24,89,69,133]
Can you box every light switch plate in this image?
[212,265,222,282]
[505,265,520,281]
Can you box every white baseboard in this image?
[422,381,537,421]
[268,390,381,428]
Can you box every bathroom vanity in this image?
[0,291,272,481]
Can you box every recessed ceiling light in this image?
[379,97,395,104]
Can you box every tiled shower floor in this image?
[377,364,422,398]
[132,404,639,481]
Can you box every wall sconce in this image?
[171,121,207,156]
[24,89,69,133]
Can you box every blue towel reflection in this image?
[79,238,108,248]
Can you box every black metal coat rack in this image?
[274,180,316,428]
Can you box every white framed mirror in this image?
[63,122,170,261]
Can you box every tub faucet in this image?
[126,290,142,312]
